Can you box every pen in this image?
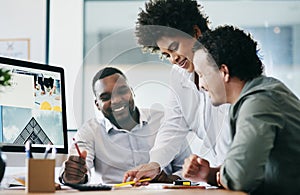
[25,140,33,158]
[44,144,51,159]
[72,138,82,158]
[51,146,57,159]
[113,178,152,187]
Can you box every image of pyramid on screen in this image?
[13,117,53,145]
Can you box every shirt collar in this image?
[174,65,195,88]
[96,108,149,134]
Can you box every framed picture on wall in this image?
[0,38,30,60]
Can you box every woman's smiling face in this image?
[156,35,198,73]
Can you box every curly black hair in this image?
[136,0,210,53]
[194,25,264,81]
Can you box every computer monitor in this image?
[0,57,68,167]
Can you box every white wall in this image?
[48,0,84,130]
[0,0,83,182]
[0,0,47,63]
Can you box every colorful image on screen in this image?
[0,63,64,148]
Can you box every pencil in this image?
[72,138,82,158]
[114,178,152,187]
[14,177,26,186]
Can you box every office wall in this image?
[48,0,83,130]
[0,0,47,63]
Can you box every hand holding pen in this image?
[62,138,88,184]
[72,138,83,158]
[72,138,87,159]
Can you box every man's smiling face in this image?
[94,73,135,126]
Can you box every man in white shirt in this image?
[59,67,191,184]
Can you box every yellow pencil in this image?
[114,178,151,187]
[14,177,26,186]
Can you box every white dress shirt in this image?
[150,65,232,167]
[67,108,191,184]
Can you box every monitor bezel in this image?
[0,56,68,154]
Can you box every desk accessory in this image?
[43,144,51,159]
[26,158,55,193]
[25,141,33,159]
[174,180,192,186]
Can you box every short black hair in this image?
[136,0,210,53]
[92,67,126,96]
[194,25,264,81]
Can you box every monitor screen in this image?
[0,57,68,156]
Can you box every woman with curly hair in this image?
[123,0,231,184]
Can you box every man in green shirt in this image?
[183,25,300,195]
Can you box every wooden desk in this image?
[0,187,248,195]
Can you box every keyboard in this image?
[65,183,112,191]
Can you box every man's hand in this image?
[151,171,181,183]
[63,150,88,184]
[123,162,161,185]
[182,154,210,182]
